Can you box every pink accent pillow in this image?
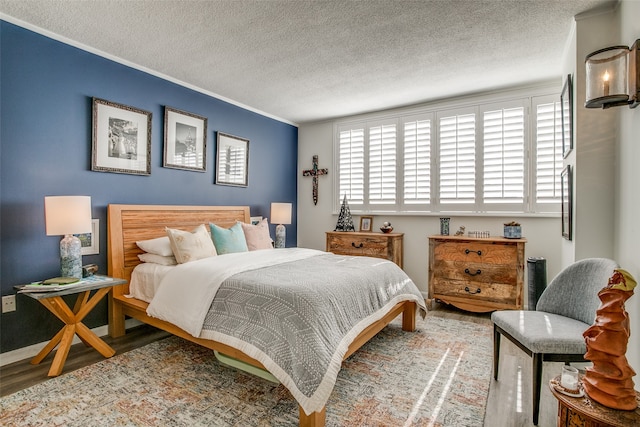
[240,219,273,251]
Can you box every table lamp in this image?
[270,202,292,248]
[45,196,92,278]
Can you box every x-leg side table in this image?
[16,276,126,377]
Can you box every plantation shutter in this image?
[338,126,365,205]
[368,123,397,205]
[482,106,525,205]
[403,117,431,205]
[533,96,562,211]
[439,112,476,204]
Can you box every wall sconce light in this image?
[270,202,292,248]
[585,39,639,109]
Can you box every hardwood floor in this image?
[0,303,564,426]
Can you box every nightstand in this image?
[15,275,126,377]
[549,375,640,427]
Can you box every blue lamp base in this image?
[275,224,286,248]
[60,234,83,278]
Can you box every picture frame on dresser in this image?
[561,165,572,240]
[359,216,373,232]
[91,97,152,175]
[163,106,207,172]
[215,132,249,187]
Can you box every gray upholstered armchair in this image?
[491,257,617,425]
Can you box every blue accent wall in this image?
[0,21,298,353]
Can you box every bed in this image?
[107,204,426,427]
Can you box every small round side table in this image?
[549,375,640,427]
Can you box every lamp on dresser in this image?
[271,202,292,248]
[44,196,92,278]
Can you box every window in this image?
[337,127,364,204]
[368,122,396,205]
[403,115,432,206]
[335,89,562,214]
[438,109,476,206]
[481,102,526,209]
[532,95,563,212]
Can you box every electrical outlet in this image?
[2,295,16,313]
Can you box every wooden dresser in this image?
[428,235,525,312]
[326,231,403,268]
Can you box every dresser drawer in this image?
[326,231,403,267]
[432,240,517,265]
[430,259,518,284]
[431,277,517,306]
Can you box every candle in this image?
[603,71,610,97]
[561,365,579,392]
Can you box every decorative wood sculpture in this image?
[583,268,637,410]
[302,155,328,205]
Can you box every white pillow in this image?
[240,218,273,251]
[166,224,217,264]
[138,253,178,266]
[136,236,173,257]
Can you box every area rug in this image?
[0,315,492,426]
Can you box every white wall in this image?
[573,6,618,263]
[614,0,640,391]
[298,100,563,305]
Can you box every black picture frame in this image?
[561,74,573,158]
[561,165,572,240]
[163,106,207,172]
[215,132,249,187]
[92,97,152,175]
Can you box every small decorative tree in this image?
[334,194,355,232]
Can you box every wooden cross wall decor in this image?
[302,155,328,205]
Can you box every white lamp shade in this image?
[45,196,92,235]
[270,202,292,225]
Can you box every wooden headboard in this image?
[107,204,250,290]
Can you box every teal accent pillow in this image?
[209,222,249,255]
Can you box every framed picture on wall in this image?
[163,106,207,172]
[75,219,99,255]
[561,74,573,158]
[92,97,152,175]
[215,132,249,187]
[561,165,572,240]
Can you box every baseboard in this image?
[0,318,143,367]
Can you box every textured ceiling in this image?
[0,0,613,124]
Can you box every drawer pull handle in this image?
[464,286,482,294]
[464,268,482,276]
[465,249,482,256]
[351,242,364,248]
